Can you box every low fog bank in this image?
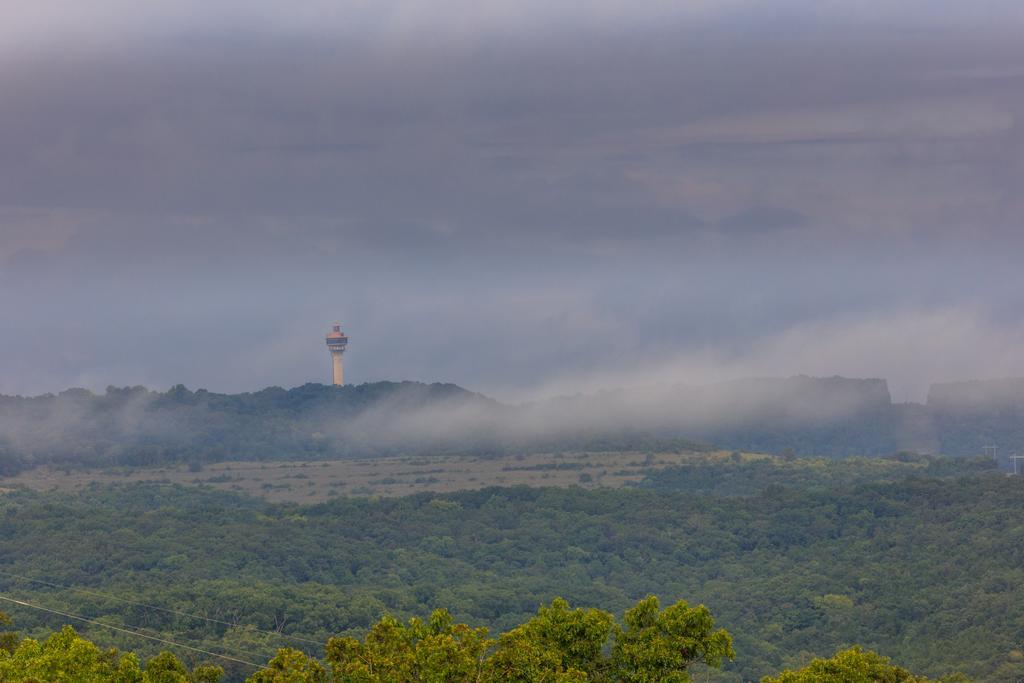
[928,379,1024,412]
[4,375,1024,474]
[0,382,500,474]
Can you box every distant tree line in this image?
[5,378,1024,475]
[0,382,712,475]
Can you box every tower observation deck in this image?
[325,323,349,386]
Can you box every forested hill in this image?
[5,376,1024,473]
[0,382,505,474]
[0,472,1014,680]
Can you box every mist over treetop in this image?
[3,375,1024,475]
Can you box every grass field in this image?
[0,449,745,502]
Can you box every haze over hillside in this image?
[4,375,1024,475]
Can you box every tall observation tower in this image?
[325,323,349,386]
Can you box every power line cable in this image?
[0,581,292,665]
[0,590,277,665]
[0,593,267,671]
[0,569,323,647]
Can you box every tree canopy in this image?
[0,471,1018,680]
[0,609,971,683]
[0,599,735,683]
[761,646,970,683]
[0,625,222,682]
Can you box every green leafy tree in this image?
[0,624,221,683]
[761,647,968,683]
[0,625,143,682]
[481,630,587,682]
[483,593,610,679]
[612,596,734,683]
[0,610,18,655]
[246,647,327,683]
[143,651,223,683]
[326,609,491,682]
[484,598,614,681]
[189,666,226,683]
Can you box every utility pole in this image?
[1011,455,1024,475]
[983,445,998,462]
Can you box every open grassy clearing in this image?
[0,449,753,502]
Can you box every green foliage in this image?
[613,596,734,682]
[485,598,613,681]
[246,648,326,683]
[144,651,223,683]
[482,596,734,682]
[323,597,732,682]
[0,609,17,654]
[761,646,968,682]
[0,469,1015,680]
[325,609,490,682]
[0,625,219,682]
[0,610,965,683]
[144,652,191,682]
[483,630,586,682]
[0,625,141,682]
[0,600,733,683]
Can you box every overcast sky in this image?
[2,0,1024,401]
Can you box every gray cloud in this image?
[2,1,1024,400]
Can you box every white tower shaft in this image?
[331,351,344,386]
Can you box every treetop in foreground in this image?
[0,597,738,682]
[0,625,222,682]
[323,595,733,682]
[762,647,970,683]
[0,598,965,682]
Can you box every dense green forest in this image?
[5,377,1024,476]
[0,459,1019,681]
[0,603,965,682]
